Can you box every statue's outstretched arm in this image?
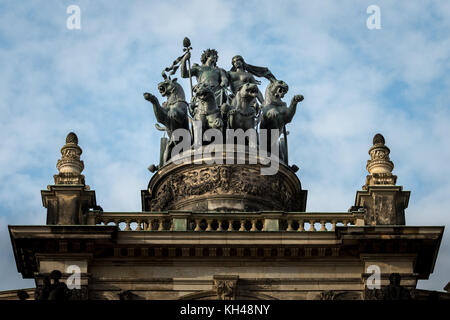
[285,94,304,124]
[143,93,168,125]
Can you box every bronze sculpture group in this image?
[143,37,303,168]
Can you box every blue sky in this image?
[0,0,449,291]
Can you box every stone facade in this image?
[4,133,448,300]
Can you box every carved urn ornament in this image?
[54,132,86,185]
[364,133,397,188]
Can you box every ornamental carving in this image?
[213,277,238,300]
[364,134,397,189]
[54,132,86,185]
[149,165,303,211]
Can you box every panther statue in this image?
[260,80,303,161]
[226,82,259,131]
[144,78,189,164]
[190,82,224,145]
[260,80,303,131]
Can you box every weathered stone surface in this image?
[42,185,97,225]
[54,132,85,185]
[42,133,99,225]
[7,224,444,300]
[142,149,307,212]
[213,275,239,300]
[364,133,396,188]
[364,273,412,300]
[354,134,410,225]
[355,186,410,225]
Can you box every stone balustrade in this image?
[89,211,365,232]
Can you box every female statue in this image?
[228,55,276,105]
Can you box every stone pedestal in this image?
[42,185,97,225]
[142,147,307,212]
[355,185,409,225]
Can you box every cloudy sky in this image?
[0,0,449,292]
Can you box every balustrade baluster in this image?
[319,220,326,231]
[228,220,234,231]
[250,219,257,232]
[239,220,245,232]
[217,219,224,231]
[194,219,201,232]
[298,220,304,232]
[308,220,316,232]
[206,219,213,231]
[287,220,293,231]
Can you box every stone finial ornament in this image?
[355,133,409,225]
[54,132,86,185]
[42,132,97,225]
[364,133,397,189]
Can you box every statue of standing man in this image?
[180,49,229,107]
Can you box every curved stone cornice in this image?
[142,146,307,212]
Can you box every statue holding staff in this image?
[180,48,229,107]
